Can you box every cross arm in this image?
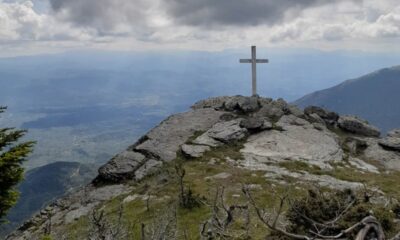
[239,59,269,63]
[256,59,269,63]
[239,59,252,63]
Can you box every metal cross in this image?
[239,46,269,96]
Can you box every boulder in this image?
[207,120,248,143]
[224,96,260,113]
[362,138,400,170]
[181,144,211,158]
[135,108,225,162]
[191,96,230,110]
[261,119,273,130]
[338,116,380,137]
[388,129,400,138]
[240,118,264,130]
[255,104,284,120]
[287,104,304,118]
[192,133,223,147]
[379,137,400,151]
[276,114,309,130]
[343,137,368,155]
[97,151,146,182]
[304,106,339,125]
[241,124,343,169]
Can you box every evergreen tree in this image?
[0,106,35,222]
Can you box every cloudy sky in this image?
[1,0,400,56]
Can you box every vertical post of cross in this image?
[251,46,257,96]
[240,46,269,97]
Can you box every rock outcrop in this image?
[338,115,381,137]
[9,95,400,240]
[96,108,225,182]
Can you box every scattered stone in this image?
[239,162,362,190]
[313,122,326,131]
[275,114,309,130]
[205,172,232,180]
[192,133,223,147]
[261,119,273,130]
[255,104,284,120]
[181,144,211,158]
[240,118,264,130]
[134,159,163,181]
[304,106,339,125]
[207,120,248,143]
[338,115,380,137]
[224,96,260,113]
[287,104,304,118]
[64,203,97,224]
[362,138,400,171]
[348,157,379,173]
[97,151,146,182]
[307,113,326,125]
[191,96,230,110]
[379,137,400,152]
[387,129,400,138]
[219,113,237,121]
[343,137,368,155]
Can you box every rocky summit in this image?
[7,95,400,240]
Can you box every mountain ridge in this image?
[294,65,400,133]
[7,95,400,239]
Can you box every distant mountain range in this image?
[0,162,96,237]
[295,66,400,133]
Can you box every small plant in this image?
[175,164,202,209]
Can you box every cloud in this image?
[163,0,353,27]
[0,1,93,42]
[1,0,400,56]
[48,0,156,35]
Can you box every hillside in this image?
[0,162,96,237]
[6,96,400,239]
[295,66,400,133]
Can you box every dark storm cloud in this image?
[47,0,357,32]
[48,0,149,34]
[165,0,347,27]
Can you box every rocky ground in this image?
[7,95,400,240]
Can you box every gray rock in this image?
[97,151,146,182]
[241,124,343,169]
[192,133,223,147]
[255,104,285,120]
[307,113,326,125]
[207,120,248,143]
[363,138,400,170]
[261,119,273,130]
[191,96,230,110]
[257,97,273,107]
[338,115,380,137]
[134,159,162,181]
[239,162,362,190]
[348,157,379,173]
[135,108,225,162]
[304,106,339,125]
[224,96,259,113]
[379,137,400,151]
[276,114,309,130]
[343,137,368,155]
[240,118,264,130]
[181,144,211,158]
[205,172,232,180]
[287,104,304,118]
[388,129,400,138]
